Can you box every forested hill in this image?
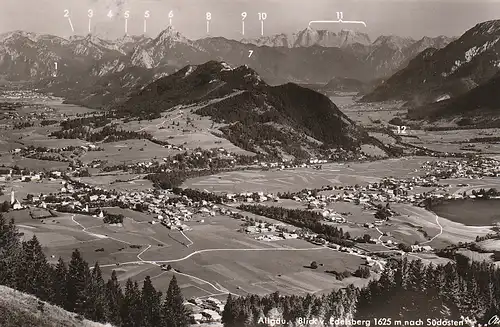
[115,61,369,158]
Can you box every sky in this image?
[1,0,500,41]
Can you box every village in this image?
[0,156,497,253]
[0,153,499,324]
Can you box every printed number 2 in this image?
[397,126,407,134]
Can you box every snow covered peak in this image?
[337,29,371,46]
[242,27,370,48]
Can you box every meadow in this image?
[5,209,369,298]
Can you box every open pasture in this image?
[1,179,64,200]
[116,244,367,297]
[403,128,500,155]
[101,207,155,222]
[10,126,87,148]
[0,155,69,170]
[80,140,174,165]
[78,174,154,191]
[10,204,375,300]
[121,107,254,155]
[184,157,430,194]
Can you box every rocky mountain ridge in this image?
[362,19,500,104]
[0,27,453,85]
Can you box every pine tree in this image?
[141,276,162,327]
[15,235,51,301]
[0,217,21,287]
[222,294,237,327]
[121,279,142,327]
[105,270,123,326]
[51,257,68,308]
[85,262,109,322]
[66,249,91,314]
[161,275,190,327]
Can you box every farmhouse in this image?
[201,309,221,322]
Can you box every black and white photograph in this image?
[0,0,500,326]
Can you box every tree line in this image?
[0,215,191,327]
[221,257,500,326]
[238,204,355,247]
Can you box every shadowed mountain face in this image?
[408,71,500,125]
[362,19,500,104]
[116,61,371,158]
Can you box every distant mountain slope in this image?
[116,61,373,158]
[362,20,500,103]
[408,71,500,125]
[0,285,112,327]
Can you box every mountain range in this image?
[0,27,453,95]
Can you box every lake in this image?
[431,199,500,226]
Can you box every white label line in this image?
[144,19,147,33]
[260,20,263,36]
[67,18,75,32]
[207,21,210,34]
[242,21,245,35]
[308,19,367,27]
[125,19,128,34]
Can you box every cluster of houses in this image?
[187,297,224,323]
[421,157,500,179]
[259,158,328,171]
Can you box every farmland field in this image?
[184,157,429,193]
[4,208,369,298]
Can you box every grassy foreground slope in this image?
[0,285,113,327]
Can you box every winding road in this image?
[373,206,444,261]
[74,203,441,299]
[72,215,337,298]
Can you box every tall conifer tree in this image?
[105,270,123,326]
[51,257,68,308]
[161,275,190,327]
[66,249,91,314]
